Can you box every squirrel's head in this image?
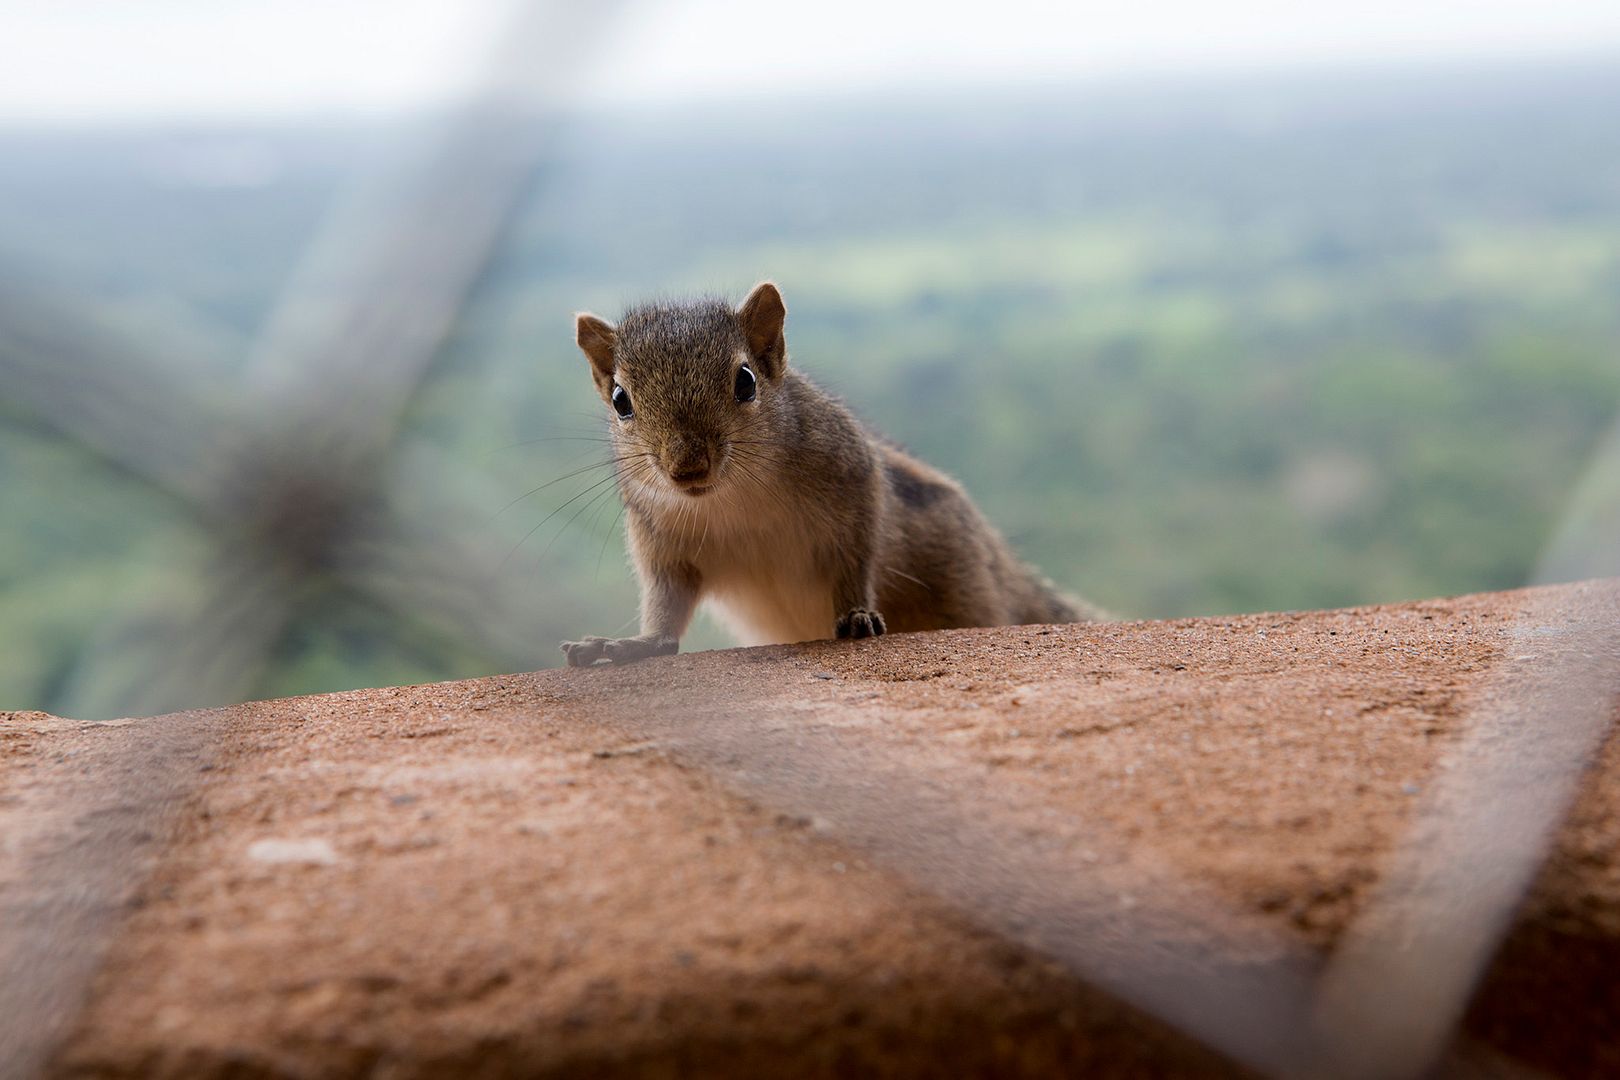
[573,282,789,501]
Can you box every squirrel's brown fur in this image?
[561,282,1100,666]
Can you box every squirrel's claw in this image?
[835,609,887,640]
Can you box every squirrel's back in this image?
[866,439,1101,633]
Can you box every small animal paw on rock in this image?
[835,609,887,640]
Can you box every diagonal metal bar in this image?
[53,442,583,720]
[325,441,607,666]
[0,295,611,714]
[54,542,301,723]
[237,1,622,461]
[4,0,629,718]
[0,710,220,1080]
[0,289,234,507]
[1312,419,1620,1079]
[617,690,1326,1076]
[2,3,631,1073]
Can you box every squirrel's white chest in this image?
[689,512,835,646]
[704,577,835,646]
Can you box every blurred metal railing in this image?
[0,2,623,720]
[0,5,1615,1077]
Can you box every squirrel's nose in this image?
[667,443,712,485]
[665,437,713,486]
[669,461,711,484]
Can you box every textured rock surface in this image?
[2,581,1618,1077]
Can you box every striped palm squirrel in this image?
[561,282,1099,666]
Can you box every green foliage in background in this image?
[2,61,1619,713]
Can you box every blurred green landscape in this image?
[2,58,1619,714]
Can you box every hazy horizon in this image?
[3,46,1617,138]
[7,0,1620,124]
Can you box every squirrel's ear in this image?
[575,313,617,388]
[736,281,787,377]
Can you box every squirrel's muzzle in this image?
[665,439,713,489]
[669,461,711,484]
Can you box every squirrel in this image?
[560,281,1100,666]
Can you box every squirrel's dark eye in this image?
[734,365,757,403]
[611,384,633,419]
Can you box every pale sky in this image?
[6,0,1620,122]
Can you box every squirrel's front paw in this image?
[561,634,678,667]
[835,609,887,640]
